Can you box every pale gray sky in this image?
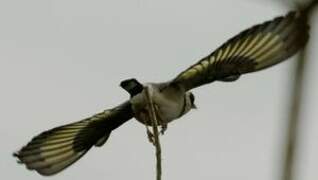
[0,0,317,180]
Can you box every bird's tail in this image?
[14,102,133,176]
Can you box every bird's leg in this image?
[153,104,168,135]
[146,126,155,144]
[140,111,155,144]
[137,109,155,144]
[160,124,168,135]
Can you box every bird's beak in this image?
[192,103,197,109]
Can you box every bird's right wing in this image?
[14,101,133,176]
[172,11,309,91]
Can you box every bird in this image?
[14,10,309,176]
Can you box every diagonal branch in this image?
[145,86,162,180]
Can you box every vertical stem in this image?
[145,86,162,180]
[282,49,307,180]
[282,2,317,179]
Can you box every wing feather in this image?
[173,11,309,90]
[14,101,133,176]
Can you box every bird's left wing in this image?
[14,101,133,176]
[172,11,309,91]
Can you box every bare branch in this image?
[145,86,162,180]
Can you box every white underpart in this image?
[131,83,189,124]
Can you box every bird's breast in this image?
[130,83,185,126]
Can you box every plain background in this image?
[0,0,317,179]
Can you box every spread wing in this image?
[172,11,309,91]
[14,101,133,176]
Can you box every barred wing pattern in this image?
[173,12,309,91]
[14,101,133,176]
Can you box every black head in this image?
[120,78,144,97]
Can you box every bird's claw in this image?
[146,128,155,144]
[160,123,168,135]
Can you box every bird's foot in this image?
[160,123,168,135]
[146,127,155,144]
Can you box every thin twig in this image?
[145,86,162,180]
